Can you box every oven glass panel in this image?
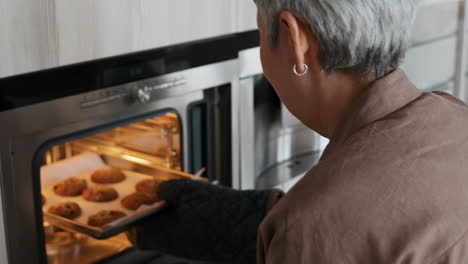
[44,112,181,170]
[40,112,182,264]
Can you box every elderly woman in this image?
[130,0,468,263]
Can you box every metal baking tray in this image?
[41,153,195,239]
[43,201,167,239]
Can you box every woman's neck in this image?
[315,71,376,138]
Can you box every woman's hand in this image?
[127,179,283,264]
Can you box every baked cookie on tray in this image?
[121,192,157,210]
[53,177,87,197]
[88,210,127,227]
[82,186,119,202]
[91,167,126,184]
[135,179,162,195]
[48,201,82,220]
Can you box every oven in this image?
[0,31,259,264]
[236,47,326,191]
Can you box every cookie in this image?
[48,202,82,219]
[82,186,118,202]
[121,192,157,210]
[53,178,87,197]
[46,231,79,246]
[135,179,162,195]
[88,210,127,227]
[91,167,126,184]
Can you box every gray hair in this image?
[255,0,419,78]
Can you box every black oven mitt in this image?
[127,179,284,264]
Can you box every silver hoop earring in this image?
[293,64,309,76]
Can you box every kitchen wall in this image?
[0,0,257,78]
[402,0,463,95]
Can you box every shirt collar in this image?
[322,69,423,157]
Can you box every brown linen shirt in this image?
[257,69,468,264]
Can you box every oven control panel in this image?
[80,88,128,108]
[80,77,187,109]
[131,78,187,104]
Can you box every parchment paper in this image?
[41,153,163,228]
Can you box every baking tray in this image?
[43,202,167,239]
[41,153,192,239]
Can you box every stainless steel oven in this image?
[236,47,325,191]
[0,31,260,264]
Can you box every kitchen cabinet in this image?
[0,0,57,78]
[54,0,237,67]
[237,0,257,32]
[0,0,244,78]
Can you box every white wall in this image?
[402,0,462,93]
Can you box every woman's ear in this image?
[278,11,313,73]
